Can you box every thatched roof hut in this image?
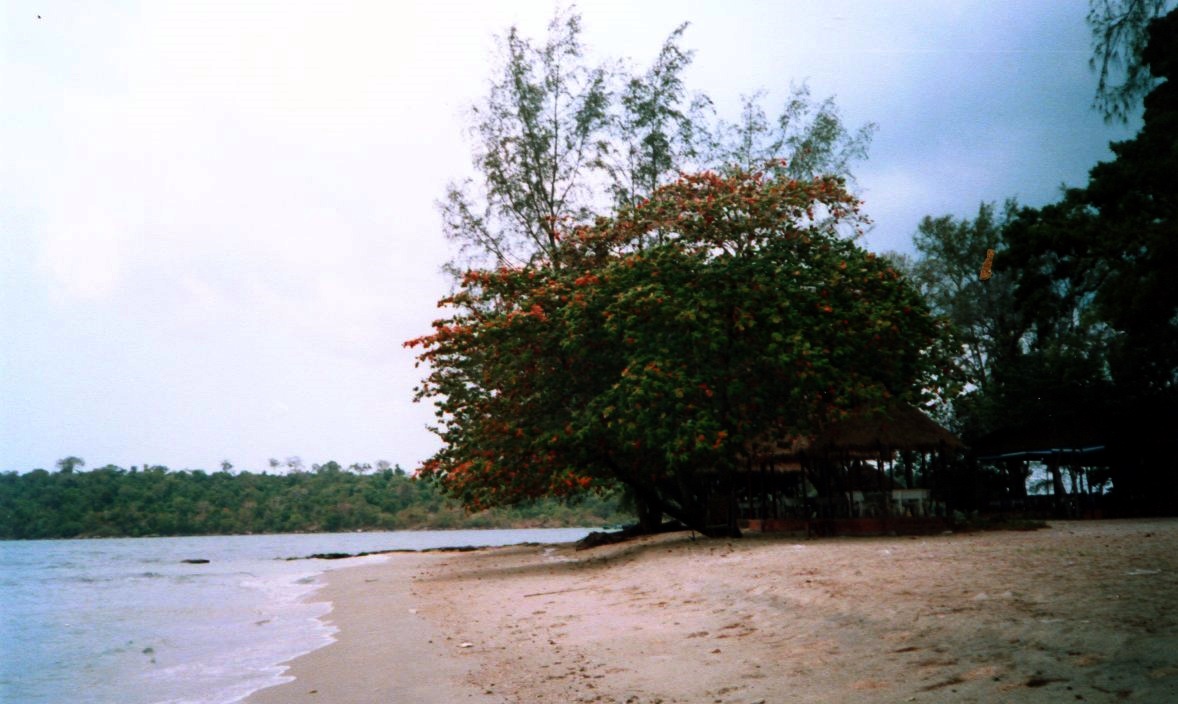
[813,403,963,453]
[735,403,962,532]
[744,403,962,465]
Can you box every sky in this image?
[0,1,1141,474]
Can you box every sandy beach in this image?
[247,519,1178,703]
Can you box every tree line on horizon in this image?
[0,458,632,540]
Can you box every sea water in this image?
[0,528,593,704]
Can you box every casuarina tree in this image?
[441,8,875,275]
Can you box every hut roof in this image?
[813,403,963,453]
[744,402,962,463]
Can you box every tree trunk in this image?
[634,493,663,534]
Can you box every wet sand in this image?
[248,519,1178,703]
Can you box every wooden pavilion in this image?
[734,403,963,535]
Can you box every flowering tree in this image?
[408,168,954,536]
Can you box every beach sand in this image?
[247,519,1178,703]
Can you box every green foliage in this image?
[0,461,631,540]
[606,22,710,209]
[442,7,611,271]
[910,202,1030,433]
[1009,8,1177,397]
[913,203,1119,440]
[912,7,1177,447]
[1088,0,1173,122]
[913,202,1021,393]
[55,456,84,475]
[443,8,875,273]
[706,85,876,184]
[409,169,956,535]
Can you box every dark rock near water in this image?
[576,522,685,550]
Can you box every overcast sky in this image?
[1,1,1139,474]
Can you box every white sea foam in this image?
[1,529,592,704]
[141,566,341,704]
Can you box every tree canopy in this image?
[414,10,960,537]
[1088,0,1174,121]
[1010,7,1177,399]
[909,7,1178,515]
[441,9,875,274]
[409,168,954,536]
[911,202,1022,402]
[441,9,611,271]
[917,7,1177,428]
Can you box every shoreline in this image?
[244,551,506,704]
[247,519,1178,703]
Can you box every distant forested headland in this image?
[0,459,632,540]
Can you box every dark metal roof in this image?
[977,445,1107,463]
